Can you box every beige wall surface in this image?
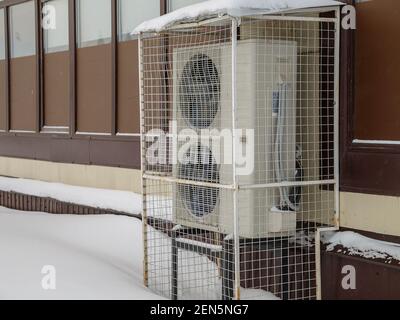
[0,156,142,194]
[340,192,400,237]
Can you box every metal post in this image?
[333,7,341,229]
[222,238,234,300]
[171,230,178,300]
[231,18,241,301]
[316,8,341,300]
[138,33,149,288]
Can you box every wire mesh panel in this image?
[140,12,339,300]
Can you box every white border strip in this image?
[75,131,112,136]
[353,139,400,146]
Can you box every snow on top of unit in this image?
[322,231,400,262]
[132,0,343,34]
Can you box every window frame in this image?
[3,0,40,133]
[0,7,7,131]
[340,0,400,197]
[8,0,36,59]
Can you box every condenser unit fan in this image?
[178,144,220,218]
[179,53,220,129]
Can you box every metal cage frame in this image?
[139,6,341,300]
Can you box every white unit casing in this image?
[172,39,298,238]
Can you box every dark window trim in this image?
[111,0,117,135]
[0,133,141,169]
[35,0,41,133]
[68,0,76,135]
[340,0,400,197]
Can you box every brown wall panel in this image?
[322,250,400,300]
[9,55,37,131]
[0,60,5,130]
[44,51,70,127]
[77,43,112,133]
[353,0,400,141]
[117,40,140,134]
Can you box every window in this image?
[340,0,400,196]
[43,0,69,53]
[353,0,400,142]
[9,1,36,58]
[42,0,70,130]
[76,0,111,48]
[168,0,206,12]
[118,0,160,41]
[8,1,37,131]
[76,0,112,133]
[116,0,160,134]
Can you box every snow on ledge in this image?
[0,176,142,216]
[322,231,400,263]
[132,0,343,34]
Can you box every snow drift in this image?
[0,176,142,216]
[323,231,400,263]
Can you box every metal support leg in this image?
[171,230,178,300]
[281,240,290,300]
[222,238,235,300]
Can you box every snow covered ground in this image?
[0,176,142,216]
[0,206,279,300]
[0,206,162,300]
[0,176,174,221]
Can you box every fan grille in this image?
[178,144,219,218]
[179,53,220,129]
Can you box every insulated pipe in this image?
[274,83,300,211]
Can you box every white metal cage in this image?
[139,8,340,300]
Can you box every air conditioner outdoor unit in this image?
[172,39,299,239]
